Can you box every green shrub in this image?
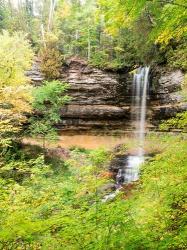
[39,34,63,80]
[167,42,187,71]
[40,47,62,80]
[160,111,187,132]
[29,80,71,150]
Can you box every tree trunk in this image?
[88,29,91,60]
[48,0,57,32]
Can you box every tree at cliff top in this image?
[57,0,98,58]
[39,33,63,80]
[0,0,56,48]
[97,0,187,67]
[53,0,186,68]
[0,0,186,69]
[0,31,34,149]
[97,0,187,44]
[0,0,6,30]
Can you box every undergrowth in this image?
[0,136,186,249]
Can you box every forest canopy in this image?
[0,0,186,69]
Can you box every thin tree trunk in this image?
[41,23,46,48]
[8,0,13,16]
[48,0,57,32]
[88,29,91,60]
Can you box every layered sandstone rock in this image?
[149,67,186,128]
[26,59,45,85]
[58,58,132,130]
[28,58,186,131]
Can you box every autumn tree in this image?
[0,31,34,148]
[39,33,63,79]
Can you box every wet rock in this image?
[113,144,128,156]
[99,183,116,193]
[109,155,129,173]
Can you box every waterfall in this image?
[103,67,150,201]
[133,66,150,157]
[117,66,150,185]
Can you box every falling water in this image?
[116,66,150,185]
[103,67,150,201]
[133,66,150,157]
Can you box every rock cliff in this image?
[149,67,186,129]
[29,58,186,131]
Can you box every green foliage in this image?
[29,80,71,147]
[31,80,70,120]
[0,0,6,30]
[97,0,187,68]
[57,0,98,58]
[0,2,186,249]
[51,0,187,69]
[97,0,187,45]
[89,148,109,167]
[1,0,186,70]
[153,1,187,45]
[126,136,187,249]
[0,155,52,183]
[167,42,187,71]
[0,0,42,47]
[56,0,145,69]
[160,111,187,132]
[0,147,112,249]
[0,30,33,87]
[0,30,33,150]
[0,136,186,249]
[40,47,62,79]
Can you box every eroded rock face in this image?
[149,66,186,128]
[58,58,133,130]
[26,59,45,85]
[28,58,186,131]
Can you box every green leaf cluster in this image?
[29,80,71,146]
[160,111,187,132]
